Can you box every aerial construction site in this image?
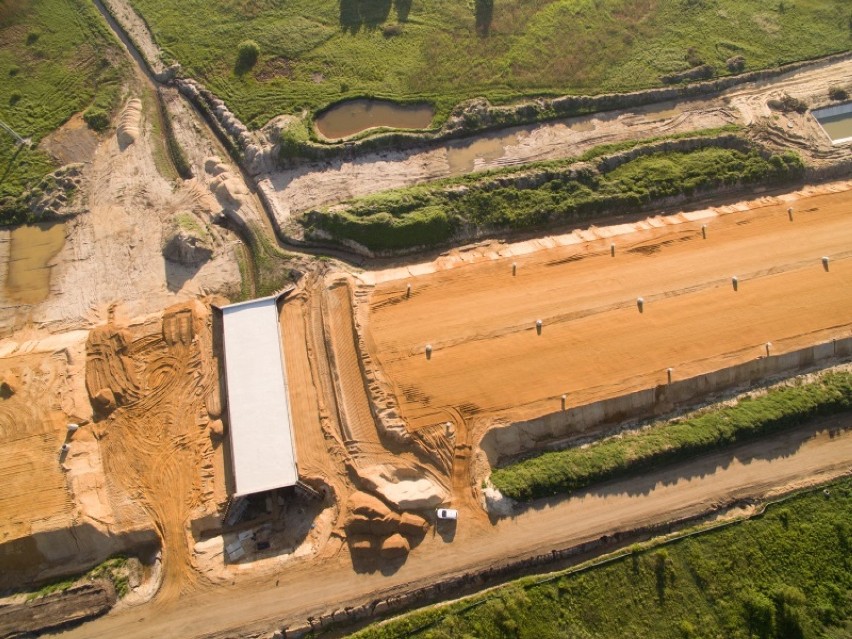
[0,1,851,638]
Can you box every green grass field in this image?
[491,371,852,502]
[350,479,852,639]
[0,0,126,214]
[126,0,851,129]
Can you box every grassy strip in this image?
[491,371,852,502]
[0,0,127,213]
[155,88,193,179]
[350,479,852,639]
[303,134,803,253]
[124,0,851,130]
[26,556,132,600]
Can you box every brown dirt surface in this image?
[86,300,226,602]
[359,183,852,435]
[55,416,852,639]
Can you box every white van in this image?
[436,508,458,520]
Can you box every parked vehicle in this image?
[436,508,458,520]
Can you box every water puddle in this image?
[813,103,852,144]
[315,99,434,140]
[446,132,520,175]
[5,223,66,305]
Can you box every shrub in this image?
[382,23,403,37]
[828,86,849,101]
[236,40,260,72]
[726,55,746,72]
[768,94,808,114]
[83,106,110,131]
[9,92,21,106]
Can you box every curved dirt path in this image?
[58,415,852,639]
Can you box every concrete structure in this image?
[219,293,298,497]
[812,102,852,145]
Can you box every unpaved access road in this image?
[361,184,852,432]
[59,416,852,639]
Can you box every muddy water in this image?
[314,99,434,139]
[817,112,852,143]
[5,223,65,304]
[446,132,520,175]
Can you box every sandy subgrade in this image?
[357,183,852,436]
[259,58,852,224]
[0,329,138,588]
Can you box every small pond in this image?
[314,99,434,140]
[5,223,65,305]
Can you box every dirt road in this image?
[57,415,852,639]
[360,184,852,432]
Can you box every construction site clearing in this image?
[1,172,850,628]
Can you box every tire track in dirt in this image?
[87,301,223,603]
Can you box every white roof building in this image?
[218,293,298,496]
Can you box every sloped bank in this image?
[479,338,852,503]
[301,134,804,256]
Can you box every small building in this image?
[217,292,298,497]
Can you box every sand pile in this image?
[116,98,142,148]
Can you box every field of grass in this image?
[0,0,127,221]
[302,135,803,252]
[491,371,852,502]
[350,479,852,639]
[125,0,851,129]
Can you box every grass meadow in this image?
[350,479,852,639]
[126,0,852,128]
[0,0,126,208]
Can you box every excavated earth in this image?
[2,3,851,635]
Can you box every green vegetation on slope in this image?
[303,136,803,252]
[491,371,852,502]
[126,0,851,129]
[0,0,127,221]
[351,480,852,639]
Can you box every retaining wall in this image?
[479,336,852,467]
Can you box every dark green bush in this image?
[83,106,110,131]
[236,40,260,72]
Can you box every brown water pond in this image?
[5,223,65,305]
[314,99,434,140]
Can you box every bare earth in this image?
[359,183,852,433]
[2,4,851,635]
[58,418,852,639]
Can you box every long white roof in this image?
[220,295,297,496]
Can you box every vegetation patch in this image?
[0,0,127,216]
[350,479,852,639]
[26,555,135,601]
[491,371,852,502]
[125,0,850,129]
[302,133,803,253]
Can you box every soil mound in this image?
[380,533,409,559]
[116,98,142,148]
